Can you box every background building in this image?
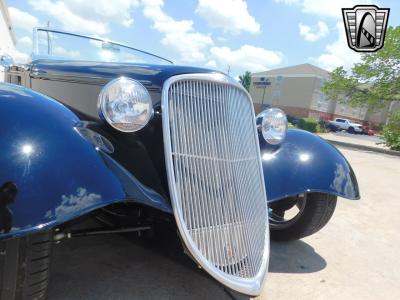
[0,0,16,81]
[250,63,397,127]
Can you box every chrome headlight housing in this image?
[257,108,288,145]
[98,77,152,132]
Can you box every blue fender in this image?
[261,129,360,202]
[0,83,171,239]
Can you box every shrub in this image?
[298,117,319,133]
[316,124,327,133]
[382,112,400,151]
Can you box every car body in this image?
[329,118,363,133]
[0,29,360,298]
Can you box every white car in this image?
[329,118,363,133]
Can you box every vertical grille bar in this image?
[162,74,269,296]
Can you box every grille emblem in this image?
[224,245,236,260]
[342,5,390,52]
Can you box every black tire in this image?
[270,193,337,241]
[347,127,355,134]
[0,231,52,300]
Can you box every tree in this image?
[239,71,252,92]
[382,111,400,150]
[322,26,400,111]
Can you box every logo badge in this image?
[342,5,390,52]
[224,244,236,261]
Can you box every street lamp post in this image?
[260,77,271,109]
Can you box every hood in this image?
[30,59,221,89]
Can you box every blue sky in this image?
[7,0,400,77]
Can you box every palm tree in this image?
[239,71,252,92]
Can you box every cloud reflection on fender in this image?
[45,188,101,219]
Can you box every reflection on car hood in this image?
[31,59,220,89]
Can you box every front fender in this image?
[0,83,171,239]
[261,129,360,202]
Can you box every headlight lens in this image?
[98,77,152,132]
[257,108,288,145]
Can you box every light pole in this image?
[260,77,271,109]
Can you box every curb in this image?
[324,139,400,157]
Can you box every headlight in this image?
[98,77,152,132]
[257,108,288,145]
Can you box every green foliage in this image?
[316,124,327,133]
[298,117,319,133]
[239,71,252,92]
[382,112,400,151]
[322,26,400,111]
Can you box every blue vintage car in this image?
[0,28,359,299]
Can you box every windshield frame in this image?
[32,27,174,65]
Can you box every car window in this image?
[336,119,345,122]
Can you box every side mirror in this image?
[0,54,14,68]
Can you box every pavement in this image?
[318,132,400,156]
[48,148,400,300]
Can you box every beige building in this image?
[0,0,16,81]
[250,63,398,127]
[250,63,370,122]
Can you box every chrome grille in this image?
[162,74,269,296]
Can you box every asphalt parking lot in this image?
[48,147,400,300]
[329,131,383,144]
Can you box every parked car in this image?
[362,124,375,135]
[329,118,363,133]
[318,119,339,132]
[0,28,360,299]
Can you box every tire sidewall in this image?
[270,193,337,241]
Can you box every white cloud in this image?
[53,46,81,59]
[122,18,135,27]
[8,7,40,31]
[62,0,139,28]
[27,0,110,35]
[274,0,376,18]
[17,36,33,48]
[196,0,260,34]
[209,45,284,74]
[273,0,372,70]
[301,0,375,18]
[274,0,300,4]
[45,188,101,219]
[142,0,213,63]
[299,21,329,42]
[312,22,361,71]
[12,50,30,64]
[27,0,140,35]
[205,60,217,68]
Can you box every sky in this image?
[6,0,400,78]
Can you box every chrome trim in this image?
[32,27,174,65]
[161,73,269,296]
[256,108,288,145]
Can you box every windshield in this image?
[33,28,173,65]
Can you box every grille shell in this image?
[161,73,269,296]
